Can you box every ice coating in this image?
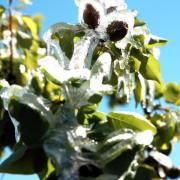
[43,23,72,68]
[62,52,113,108]
[69,31,98,70]
[101,0,127,11]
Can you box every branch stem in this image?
[8,0,13,76]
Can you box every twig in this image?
[8,0,13,78]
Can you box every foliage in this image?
[0,0,180,179]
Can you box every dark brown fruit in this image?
[83,3,100,29]
[107,21,128,41]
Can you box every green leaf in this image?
[104,149,138,176]
[22,16,38,40]
[38,159,55,180]
[164,83,180,105]
[155,81,165,99]
[130,48,147,71]
[134,18,146,27]
[133,35,145,46]
[30,75,44,95]
[80,104,97,114]
[88,121,112,141]
[88,93,102,104]
[140,54,161,83]
[86,111,106,125]
[16,31,32,49]
[24,49,38,69]
[0,146,47,174]
[107,112,157,134]
[134,164,158,180]
[32,15,43,32]
[154,122,176,151]
[8,98,51,148]
[134,73,143,106]
[130,49,161,83]
[146,37,168,49]
[130,56,141,71]
[95,174,118,180]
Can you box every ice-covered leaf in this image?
[70,32,98,70]
[96,128,153,177]
[62,83,91,108]
[39,56,66,85]
[0,85,27,110]
[8,98,51,147]
[149,150,173,169]
[102,148,138,176]
[0,146,32,174]
[0,79,9,90]
[134,165,158,180]
[39,56,90,85]
[0,146,47,174]
[135,130,153,145]
[43,107,78,176]
[0,85,53,146]
[107,112,157,134]
[90,53,113,92]
[52,24,83,59]
[44,23,84,62]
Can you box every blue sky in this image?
[0,0,180,179]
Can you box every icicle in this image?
[116,71,135,103]
[114,49,136,102]
[124,71,135,102]
[117,76,125,98]
[69,31,98,70]
[90,52,112,87]
[123,71,131,102]
[147,80,155,113]
[138,73,147,109]
[119,152,142,180]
